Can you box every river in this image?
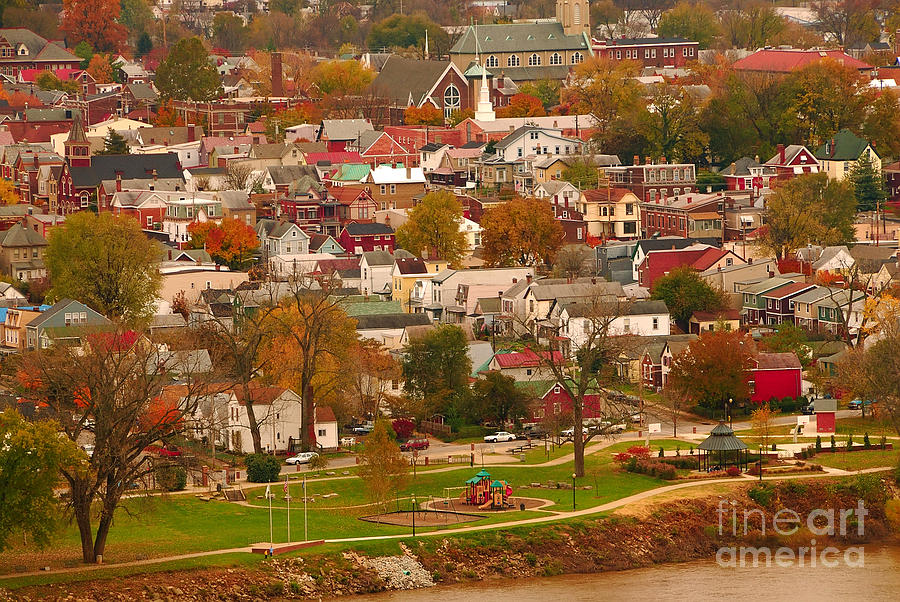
[338,545,900,601]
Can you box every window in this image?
[625,203,634,215]
[616,50,621,59]
[683,48,688,57]
[651,49,656,58]
[317,429,326,437]
[507,54,520,67]
[443,84,460,119]
[645,49,650,58]
[390,184,396,194]
[486,55,498,68]
[528,53,541,66]
[549,52,562,65]
[380,184,386,195]
[623,318,631,333]
[146,215,153,227]
[526,368,533,376]
[572,52,584,64]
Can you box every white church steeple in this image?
[474,63,495,122]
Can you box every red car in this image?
[145,444,182,457]
[399,438,429,452]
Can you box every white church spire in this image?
[474,63,495,122]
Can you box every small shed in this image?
[814,398,837,433]
[697,422,750,472]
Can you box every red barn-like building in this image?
[528,382,606,426]
[750,352,802,403]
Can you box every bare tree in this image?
[225,162,257,191]
[552,245,594,279]
[660,385,688,438]
[18,325,213,563]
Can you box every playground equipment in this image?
[462,469,512,509]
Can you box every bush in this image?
[726,466,740,477]
[155,463,187,491]
[881,435,887,450]
[830,434,836,452]
[748,484,774,507]
[627,446,651,457]
[815,435,822,453]
[308,454,328,470]
[864,432,871,449]
[660,456,696,469]
[392,418,416,441]
[658,446,664,457]
[625,457,677,479]
[846,433,854,450]
[246,453,282,483]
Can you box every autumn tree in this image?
[358,419,410,508]
[641,84,708,163]
[761,322,811,365]
[35,70,78,94]
[0,178,20,205]
[566,57,642,138]
[757,172,856,261]
[812,0,879,47]
[480,196,563,267]
[496,93,546,118]
[751,403,777,449]
[861,88,900,159]
[0,411,83,552]
[592,0,624,38]
[19,325,213,563]
[400,324,471,418]
[263,277,358,451]
[343,338,401,419]
[86,53,114,84]
[395,190,468,266]
[667,330,756,413]
[717,4,786,50]
[153,99,185,127]
[404,104,443,126]
[650,266,727,330]
[212,12,247,52]
[552,244,593,279]
[311,60,374,96]
[367,13,449,57]
[518,80,561,111]
[45,212,161,323]
[188,218,260,271]
[155,37,222,102]
[561,156,601,189]
[657,1,720,49]
[265,105,319,142]
[61,0,127,52]
[470,371,528,425]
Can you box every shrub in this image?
[726,466,740,477]
[625,457,677,479]
[830,434,836,452]
[660,456,696,469]
[815,435,822,453]
[748,484,774,507]
[155,463,187,491]
[308,454,328,470]
[689,446,694,455]
[246,453,282,482]
[846,433,854,450]
[771,442,777,451]
[881,435,887,450]
[864,432,871,449]
[627,445,651,458]
[392,418,416,441]
[658,446,664,457]
[675,447,681,456]
[799,448,808,460]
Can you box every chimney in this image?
[686,196,692,204]
[777,143,785,164]
[717,265,722,272]
[660,156,667,164]
[591,277,597,284]
[152,169,158,181]
[829,138,835,158]
[768,269,775,277]
[526,274,532,283]
[512,278,517,284]
[188,124,196,142]
[406,165,411,179]
[748,257,753,264]
[271,52,284,98]
[115,171,122,192]
[633,155,639,165]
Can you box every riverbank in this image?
[3,475,897,600]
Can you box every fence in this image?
[420,420,451,435]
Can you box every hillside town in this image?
[1,0,900,599]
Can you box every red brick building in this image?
[592,37,699,67]
[764,144,820,183]
[640,192,729,239]
[0,29,81,78]
[605,160,696,203]
[732,48,872,74]
[339,222,395,255]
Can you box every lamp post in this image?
[412,497,417,537]
[571,473,576,511]
[759,445,763,482]
[728,398,733,428]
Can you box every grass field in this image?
[809,448,900,471]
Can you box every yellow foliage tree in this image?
[0,179,20,205]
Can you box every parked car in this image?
[484,431,516,443]
[352,422,374,434]
[399,438,430,451]
[847,399,874,410]
[285,452,319,465]
[599,421,626,433]
[144,444,182,457]
[339,436,357,447]
[560,428,575,438]
[519,427,547,440]
[627,412,642,423]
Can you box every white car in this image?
[340,436,357,447]
[285,452,319,465]
[561,428,575,438]
[484,431,516,443]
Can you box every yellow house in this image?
[579,187,641,239]
[534,156,570,184]
[391,256,429,311]
[814,129,881,181]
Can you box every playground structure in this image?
[462,469,513,510]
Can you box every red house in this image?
[764,144,820,184]
[592,37,700,68]
[750,352,802,403]
[638,246,744,289]
[354,131,419,167]
[338,222,395,255]
[528,382,606,426]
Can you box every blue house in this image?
[25,299,112,350]
[309,234,345,255]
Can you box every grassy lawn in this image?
[835,415,895,436]
[809,448,900,471]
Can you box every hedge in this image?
[245,453,282,483]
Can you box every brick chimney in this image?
[115,171,122,192]
[633,155,639,165]
[660,156,667,164]
[777,144,785,164]
[406,165,411,179]
[271,52,284,97]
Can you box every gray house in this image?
[25,299,111,350]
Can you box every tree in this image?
[35,71,78,94]
[343,338,401,419]
[496,93,546,118]
[0,411,82,552]
[592,0,624,38]
[751,403,777,450]
[119,0,153,36]
[358,420,409,507]
[657,2,720,49]
[471,371,528,425]
[60,0,127,52]
[212,12,248,52]
[850,153,885,212]
[518,80,561,111]
[761,322,811,365]
[812,0,880,47]
[552,244,593,279]
[155,37,222,101]
[650,266,727,329]
[19,325,212,563]
[97,130,128,155]
[401,324,471,418]
[641,84,708,163]
[224,162,258,191]
[86,53,113,84]
[561,157,600,189]
[637,0,675,32]
[263,278,358,451]
[136,32,152,57]
[153,99,185,127]
[45,212,161,322]
[265,105,319,142]
[404,104,443,126]
[480,196,563,267]
[395,190,468,266]
[366,13,449,57]
[188,219,260,270]
[566,57,642,138]
[718,4,786,50]
[667,330,756,412]
[757,172,856,261]
[862,88,900,160]
[660,385,688,437]
[311,60,374,96]
[0,177,20,205]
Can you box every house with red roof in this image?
[638,245,745,289]
[17,68,96,95]
[328,185,378,224]
[732,49,872,74]
[527,381,606,427]
[764,144,820,183]
[352,131,418,168]
[339,221,395,255]
[487,349,563,381]
[750,352,802,403]
[304,151,363,167]
[759,281,817,326]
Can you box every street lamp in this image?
[759,445,763,482]
[412,497,417,537]
[728,398,733,428]
[572,473,577,511]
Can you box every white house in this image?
[558,299,670,350]
[313,406,339,449]
[257,219,315,278]
[493,126,583,161]
[360,249,399,296]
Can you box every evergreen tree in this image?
[136,32,152,57]
[850,153,886,212]
[98,130,128,155]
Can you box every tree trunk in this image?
[243,381,264,454]
[72,486,96,564]
[302,380,314,452]
[574,396,585,477]
[93,507,115,562]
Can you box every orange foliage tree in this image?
[86,54,114,84]
[496,93,546,118]
[404,103,443,126]
[153,99,185,127]
[187,218,260,271]
[0,178,21,205]
[61,0,127,53]
[480,196,564,266]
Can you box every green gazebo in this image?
[697,422,750,472]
